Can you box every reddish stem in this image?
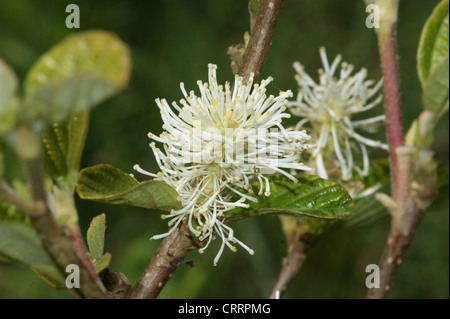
[379,27,407,202]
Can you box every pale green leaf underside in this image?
[0,58,18,111]
[77,164,182,211]
[423,56,449,119]
[0,222,64,287]
[418,0,449,86]
[23,75,115,123]
[225,174,354,223]
[0,59,19,134]
[22,30,131,123]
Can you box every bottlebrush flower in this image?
[134,64,314,265]
[289,47,388,186]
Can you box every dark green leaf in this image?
[42,111,90,191]
[0,221,64,287]
[22,30,131,124]
[42,122,68,185]
[77,164,182,211]
[433,161,449,205]
[225,174,354,223]
[417,0,449,86]
[329,160,390,231]
[87,213,106,261]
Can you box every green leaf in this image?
[42,123,68,185]
[329,160,391,232]
[417,0,449,86]
[22,30,131,124]
[42,110,90,191]
[434,161,449,205]
[87,214,111,274]
[93,252,111,274]
[0,141,3,177]
[77,164,182,211]
[66,111,90,187]
[87,213,106,261]
[225,174,354,223]
[0,58,17,110]
[0,198,29,223]
[0,221,65,287]
[423,57,449,119]
[0,59,19,135]
[248,0,261,33]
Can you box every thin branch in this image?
[268,232,310,299]
[128,221,198,299]
[366,198,430,299]
[377,21,407,204]
[268,217,321,299]
[237,0,284,84]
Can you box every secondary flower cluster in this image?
[289,47,387,195]
[134,64,314,265]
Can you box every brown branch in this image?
[268,233,310,299]
[127,222,198,299]
[101,269,132,299]
[268,217,321,299]
[237,0,284,83]
[366,198,430,299]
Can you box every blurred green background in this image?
[0,0,448,298]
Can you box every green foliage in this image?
[87,213,106,261]
[434,161,450,204]
[0,198,27,223]
[77,164,182,211]
[0,59,19,135]
[417,0,449,121]
[0,59,17,111]
[87,213,111,274]
[93,253,112,274]
[423,57,449,119]
[0,141,4,178]
[0,221,64,288]
[417,0,449,86]
[225,174,354,223]
[335,160,391,231]
[22,30,131,124]
[0,30,132,293]
[43,111,90,191]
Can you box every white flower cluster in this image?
[134,64,314,265]
[289,47,388,186]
